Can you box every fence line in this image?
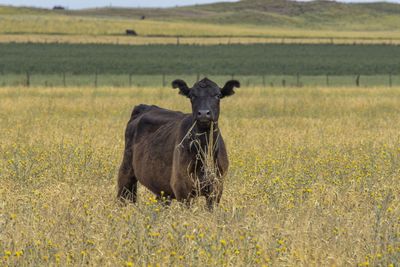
[1,72,399,88]
[3,35,400,46]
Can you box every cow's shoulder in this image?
[130,104,160,120]
[127,104,189,140]
[137,106,186,126]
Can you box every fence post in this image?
[262,75,266,87]
[389,72,392,87]
[282,79,286,87]
[129,73,132,87]
[196,73,200,82]
[231,74,234,80]
[26,71,30,87]
[162,73,166,87]
[296,73,300,87]
[94,71,98,88]
[326,74,329,86]
[63,71,66,87]
[176,36,180,46]
[356,74,360,87]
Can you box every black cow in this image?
[117,78,240,209]
[53,5,65,10]
[125,29,137,36]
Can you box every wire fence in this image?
[2,35,400,46]
[1,72,399,88]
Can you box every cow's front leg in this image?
[205,183,223,211]
[172,183,193,208]
[171,175,194,208]
[171,150,195,207]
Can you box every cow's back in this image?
[125,104,190,196]
[125,104,185,142]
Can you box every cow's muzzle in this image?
[197,109,212,122]
[196,109,214,128]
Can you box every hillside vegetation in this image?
[0,0,400,40]
[75,0,400,30]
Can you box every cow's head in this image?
[172,78,240,129]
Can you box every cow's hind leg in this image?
[117,150,137,203]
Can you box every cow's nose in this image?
[197,110,211,121]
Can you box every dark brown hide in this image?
[117,78,239,209]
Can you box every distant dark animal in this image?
[52,6,65,10]
[141,15,146,20]
[125,29,137,36]
[117,78,240,210]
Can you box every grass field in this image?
[0,85,399,266]
[2,43,400,76]
[1,2,400,45]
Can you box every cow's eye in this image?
[215,94,222,100]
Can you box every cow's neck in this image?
[189,121,221,191]
[191,122,220,159]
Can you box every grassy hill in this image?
[0,0,400,41]
[72,0,400,30]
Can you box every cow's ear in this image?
[221,80,240,98]
[172,79,190,97]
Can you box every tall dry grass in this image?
[0,86,399,266]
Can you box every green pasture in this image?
[1,43,400,77]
